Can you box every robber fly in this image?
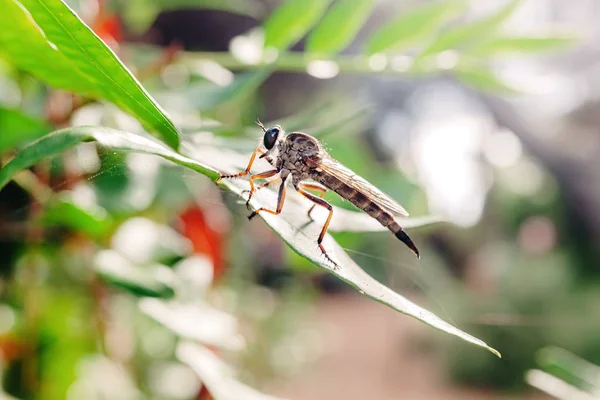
[216,120,419,269]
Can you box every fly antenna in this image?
[256,118,267,132]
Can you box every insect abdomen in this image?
[313,171,420,258]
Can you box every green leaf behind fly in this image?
[263,0,330,50]
[0,0,180,148]
[364,1,464,55]
[307,0,375,56]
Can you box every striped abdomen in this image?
[310,170,419,258]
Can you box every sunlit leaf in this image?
[177,341,286,400]
[364,1,464,55]
[307,0,374,55]
[468,36,576,55]
[0,107,52,152]
[455,67,518,94]
[0,126,500,356]
[263,0,330,50]
[187,68,272,111]
[536,346,600,392]
[0,126,219,192]
[526,369,597,400]
[95,250,176,298]
[419,0,522,57]
[0,0,180,148]
[140,298,245,350]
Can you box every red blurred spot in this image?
[0,335,30,362]
[93,15,122,48]
[91,0,121,47]
[179,206,225,282]
[197,384,212,400]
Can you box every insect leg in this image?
[246,169,279,208]
[298,182,327,219]
[248,175,288,220]
[256,177,282,191]
[296,188,339,270]
[241,177,281,199]
[216,147,264,183]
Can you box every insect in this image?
[217,120,420,269]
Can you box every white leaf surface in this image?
[177,341,287,400]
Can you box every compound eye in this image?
[263,127,280,149]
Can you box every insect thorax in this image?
[276,133,322,185]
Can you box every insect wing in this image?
[319,156,409,217]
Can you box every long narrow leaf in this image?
[188,68,272,111]
[0,127,218,191]
[468,36,576,55]
[0,107,52,151]
[307,0,375,56]
[263,0,330,50]
[364,1,464,55]
[419,0,522,57]
[455,67,518,94]
[0,0,180,148]
[0,126,500,357]
[177,341,286,400]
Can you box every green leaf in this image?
[364,1,464,55]
[95,249,176,298]
[536,346,600,392]
[0,126,219,192]
[455,67,518,94]
[263,0,330,50]
[0,0,180,148]
[188,68,272,111]
[420,0,522,57]
[43,196,112,240]
[468,36,576,55]
[0,107,52,151]
[0,126,500,356]
[307,0,374,55]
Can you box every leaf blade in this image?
[263,0,331,50]
[364,1,464,55]
[0,107,52,151]
[419,0,522,57]
[187,68,272,112]
[0,126,219,192]
[468,36,576,55]
[177,341,286,400]
[43,197,112,240]
[0,0,180,148]
[455,67,519,94]
[307,0,375,55]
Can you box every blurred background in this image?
[1,0,600,399]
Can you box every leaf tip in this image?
[490,347,502,358]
